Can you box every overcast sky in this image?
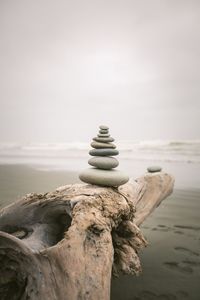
[0,0,200,143]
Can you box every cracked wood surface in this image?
[0,172,174,300]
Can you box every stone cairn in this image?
[79,125,129,187]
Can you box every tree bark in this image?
[0,172,174,300]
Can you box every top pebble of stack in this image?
[99,125,109,130]
[79,125,129,187]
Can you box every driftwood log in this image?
[0,172,174,300]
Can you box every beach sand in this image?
[0,164,80,208]
[0,164,199,300]
[111,188,200,300]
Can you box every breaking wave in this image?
[0,140,199,164]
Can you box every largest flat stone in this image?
[79,168,129,187]
[89,149,119,156]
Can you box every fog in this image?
[0,0,200,143]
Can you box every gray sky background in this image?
[0,0,200,143]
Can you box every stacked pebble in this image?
[79,125,129,187]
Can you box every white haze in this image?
[0,0,200,143]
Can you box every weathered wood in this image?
[0,172,174,300]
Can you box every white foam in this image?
[0,140,199,164]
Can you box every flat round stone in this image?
[99,125,109,130]
[147,166,162,173]
[91,141,116,149]
[79,168,129,187]
[98,133,110,137]
[93,137,114,143]
[89,149,119,156]
[99,129,109,134]
[88,156,119,169]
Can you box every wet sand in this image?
[0,164,80,208]
[0,164,199,300]
[111,188,200,300]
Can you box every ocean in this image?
[1,140,200,166]
[0,139,200,188]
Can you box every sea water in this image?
[0,140,199,188]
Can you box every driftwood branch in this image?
[0,172,174,300]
